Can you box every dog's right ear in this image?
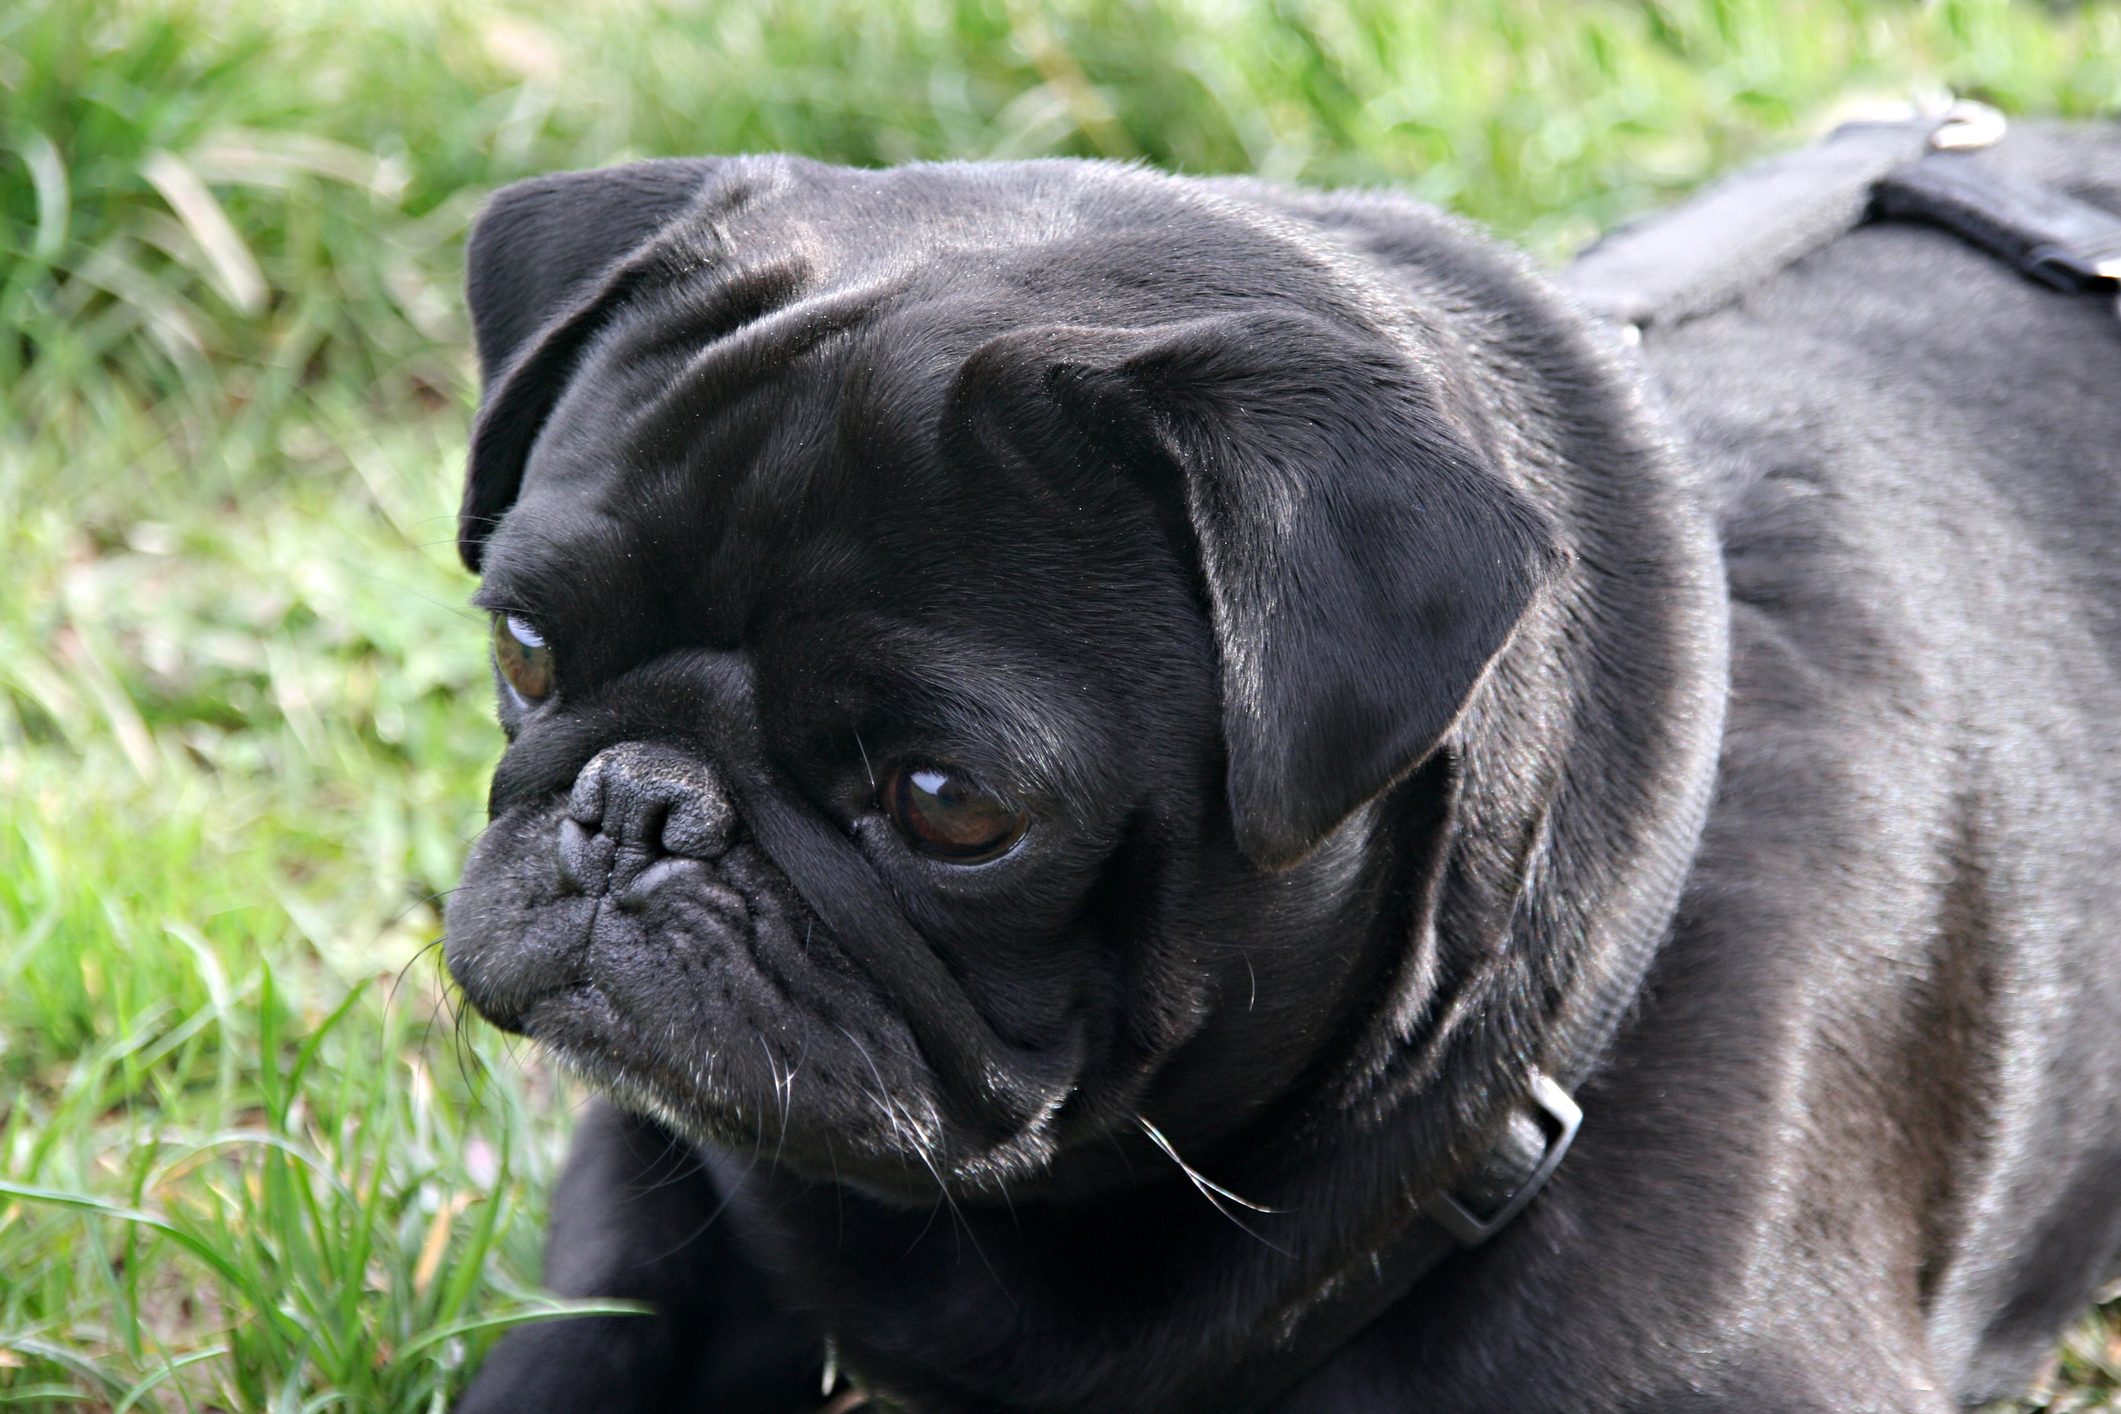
[947,314,1564,872]
[459,159,723,571]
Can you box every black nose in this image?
[556,742,737,902]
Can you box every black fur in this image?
[444,130,2121,1411]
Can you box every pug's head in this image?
[443,156,1561,1202]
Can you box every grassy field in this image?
[3,0,2119,1407]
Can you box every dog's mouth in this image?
[446,798,1083,1197]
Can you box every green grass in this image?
[2,0,2119,1407]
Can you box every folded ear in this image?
[951,313,1565,870]
[458,159,724,570]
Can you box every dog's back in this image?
[1241,121,2121,1410]
[1644,121,2121,1403]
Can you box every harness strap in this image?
[1876,154,2121,292]
[1566,117,1940,331]
[1563,103,2121,336]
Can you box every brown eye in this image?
[881,765,1028,862]
[492,614,555,705]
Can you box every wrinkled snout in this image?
[444,738,750,1035]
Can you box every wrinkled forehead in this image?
[476,158,1337,635]
[476,295,1173,675]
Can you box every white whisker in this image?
[1135,1116,1282,1215]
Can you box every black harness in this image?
[1567,103,2121,335]
[1204,104,2121,1414]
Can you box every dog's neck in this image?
[727,230,1731,1414]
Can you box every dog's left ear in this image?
[951,312,1565,870]
[458,159,725,570]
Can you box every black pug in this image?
[443,126,2121,1412]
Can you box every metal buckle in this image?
[1929,99,2007,153]
[1427,1073,1584,1248]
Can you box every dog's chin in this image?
[513,985,1069,1202]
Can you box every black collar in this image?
[1195,1023,1617,1414]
